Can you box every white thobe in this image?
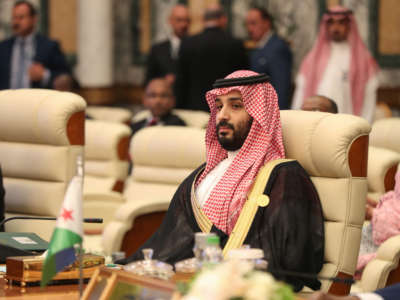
[292,42,378,123]
[195,150,239,208]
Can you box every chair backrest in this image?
[367,146,400,202]
[84,119,131,194]
[132,109,209,128]
[101,126,206,256]
[280,110,371,294]
[0,89,86,240]
[86,106,133,125]
[123,126,206,203]
[370,118,400,153]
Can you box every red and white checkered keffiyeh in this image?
[196,70,285,234]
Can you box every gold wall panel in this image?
[378,0,400,55]
[49,0,77,54]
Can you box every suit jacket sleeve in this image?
[146,46,160,84]
[174,40,190,109]
[374,283,400,300]
[268,42,292,110]
[34,38,70,88]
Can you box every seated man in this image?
[131,78,186,135]
[121,70,324,292]
[301,95,338,113]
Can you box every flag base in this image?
[5,254,104,286]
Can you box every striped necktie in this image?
[16,39,26,88]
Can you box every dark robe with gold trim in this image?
[119,160,324,292]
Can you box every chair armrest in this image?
[101,199,170,255]
[367,146,400,195]
[360,235,400,291]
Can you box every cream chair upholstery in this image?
[86,106,133,125]
[367,146,400,202]
[358,235,400,292]
[280,110,370,295]
[84,119,131,194]
[101,126,205,256]
[370,117,400,153]
[132,109,209,128]
[0,89,86,241]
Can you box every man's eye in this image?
[232,104,242,109]
[216,105,222,111]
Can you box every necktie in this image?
[16,39,25,89]
[148,118,158,126]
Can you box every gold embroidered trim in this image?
[222,159,294,257]
[191,166,212,233]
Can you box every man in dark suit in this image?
[246,7,292,110]
[175,4,248,112]
[0,1,70,90]
[131,78,186,136]
[145,4,191,85]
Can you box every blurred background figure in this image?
[175,4,248,112]
[130,78,186,136]
[0,0,70,90]
[246,6,292,110]
[357,170,400,276]
[292,5,379,123]
[301,95,338,113]
[145,4,191,85]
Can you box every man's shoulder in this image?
[265,34,291,51]
[0,36,15,48]
[34,33,60,47]
[162,113,186,126]
[151,39,170,50]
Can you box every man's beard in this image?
[216,119,253,151]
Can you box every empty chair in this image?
[102,126,205,256]
[86,106,133,125]
[0,89,86,240]
[132,108,209,128]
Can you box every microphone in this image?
[0,216,103,228]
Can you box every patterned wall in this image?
[1,0,400,87]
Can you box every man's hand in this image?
[308,291,360,300]
[365,197,378,220]
[29,62,45,82]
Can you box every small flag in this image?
[41,172,83,287]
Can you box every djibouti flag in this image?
[41,174,83,287]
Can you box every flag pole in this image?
[79,243,84,297]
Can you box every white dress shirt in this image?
[195,150,240,208]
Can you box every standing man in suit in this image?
[175,4,248,112]
[130,78,186,136]
[145,4,191,85]
[246,7,293,110]
[0,0,70,90]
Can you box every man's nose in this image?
[217,106,230,121]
